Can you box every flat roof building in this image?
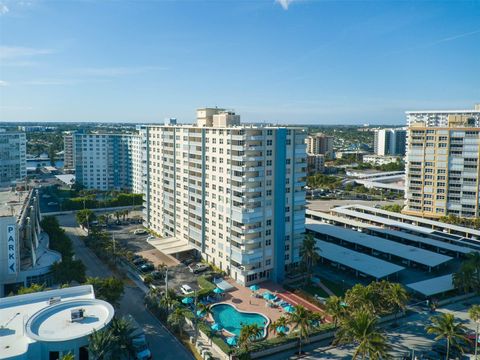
[0,129,26,186]
[0,188,61,297]
[0,285,114,360]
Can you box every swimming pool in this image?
[210,303,269,338]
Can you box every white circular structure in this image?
[26,299,114,343]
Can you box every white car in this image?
[180,284,193,295]
[134,229,148,235]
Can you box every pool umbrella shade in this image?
[284,305,295,313]
[276,326,289,334]
[196,310,205,317]
[182,297,193,305]
[249,285,260,291]
[226,336,238,346]
[213,287,224,294]
[263,292,276,300]
[211,323,222,331]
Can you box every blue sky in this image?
[0,0,479,124]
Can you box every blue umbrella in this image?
[211,323,222,331]
[340,301,347,307]
[276,326,289,334]
[196,310,205,317]
[263,292,276,300]
[226,336,238,346]
[249,284,260,291]
[182,297,193,305]
[284,305,295,313]
[213,287,224,294]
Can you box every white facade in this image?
[404,106,480,218]
[144,110,307,285]
[363,155,401,166]
[0,285,114,360]
[0,189,61,297]
[373,128,406,156]
[0,130,26,185]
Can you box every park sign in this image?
[7,224,17,274]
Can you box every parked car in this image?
[180,284,193,295]
[182,257,195,266]
[146,235,155,241]
[189,263,209,274]
[139,263,154,273]
[134,228,148,235]
[150,270,164,279]
[133,258,146,266]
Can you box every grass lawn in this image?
[318,277,348,296]
[303,285,330,299]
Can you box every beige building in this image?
[307,154,325,174]
[403,105,480,219]
[306,133,333,159]
[144,109,307,285]
[63,131,75,171]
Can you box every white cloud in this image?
[0,3,9,15]
[276,0,295,10]
[0,46,54,60]
[0,80,8,86]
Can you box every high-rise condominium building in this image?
[63,131,75,171]
[0,129,26,186]
[306,133,333,159]
[403,105,480,219]
[74,133,138,191]
[143,108,307,285]
[374,128,407,156]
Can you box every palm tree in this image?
[388,283,409,321]
[469,305,480,360]
[239,324,263,351]
[426,313,468,360]
[109,317,137,358]
[467,252,480,286]
[334,311,391,360]
[88,329,117,360]
[300,233,320,284]
[287,305,313,355]
[269,316,289,337]
[453,263,476,294]
[60,354,75,360]
[325,295,345,327]
[167,307,187,335]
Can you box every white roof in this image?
[315,239,404,278]
[306,219,452,267]
[306,210,473,255]
[0,285,114,358]
[334,204,480,238]
[55,174,75,185]
[406,274,454,296]
[148,236,194,255]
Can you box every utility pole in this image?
[165,268,169,295]
[194,290,198,342]
[112,233,116,263]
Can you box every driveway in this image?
[56,213,194,360]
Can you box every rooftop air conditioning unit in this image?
[70,308,85,322]
[48,296,61,306]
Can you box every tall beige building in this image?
[306,133,333,159]
[403,105,480,219]
[144,109,307,285]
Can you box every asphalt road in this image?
[56,213,194,360]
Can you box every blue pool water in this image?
[210,304,268,337]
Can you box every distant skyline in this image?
[0,0,479,124]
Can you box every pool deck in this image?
[207,279,326,339]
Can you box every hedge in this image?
[61,193,143,210]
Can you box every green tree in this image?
[76,209,96,227]
[60,353,75,360]
[88,329,117,360]
[167,307,187,335]
[287,305,313,355]
[453,263,476,294]
[335,311,391,360]
[269,316,289,337]
[109,317,137,357]
[426,313,468,360]
[325,295,345,327]
[300,233,320,284]
[86,277,124,307]
[238,324,263,352]
[387,283,409,321]
[51,259,86,284]
[469,305,480,360]
[17,283,45,295]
